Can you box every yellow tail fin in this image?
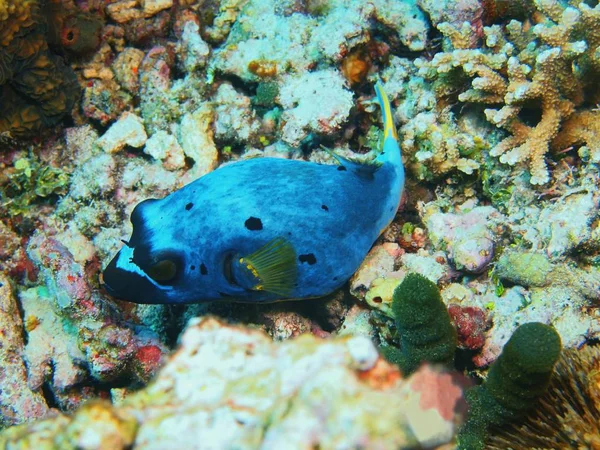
[374,81,398,141]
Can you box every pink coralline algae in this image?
[448,304,489,351]
[24,230,167,393]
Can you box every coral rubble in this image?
[0,318,468,449]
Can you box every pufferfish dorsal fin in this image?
[320,145,383,179]
[239,238,297,296]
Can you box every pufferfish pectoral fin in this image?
[236,238,297,296]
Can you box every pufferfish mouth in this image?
[102,245,173,299]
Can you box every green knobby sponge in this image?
[457,322,562,450]
[380,273,457,375]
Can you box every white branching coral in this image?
[417,1,600,185]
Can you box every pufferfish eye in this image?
[147,259,178,284]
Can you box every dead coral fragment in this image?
[487,345,600,449]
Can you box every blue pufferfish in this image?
[102,83,404,304]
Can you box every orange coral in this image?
[341,49,371,85]
[0,0,39,47]
[247,60,278,78]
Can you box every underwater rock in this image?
[0,317,468,448]
[96,112,148,154]
[0,276,49,427]
[177,20,210,73]
[213,83,261,144]
[422,204,503,274]
[144,130,186,170]
[25,231,167,390]
[177,104,219,180]
[210,0,428,84]
[278,69,354,147]
[472,252,600,367]
[112,47,145,93]
[448,304,489,351]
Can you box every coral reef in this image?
[0,155,70,217]
[0,318,468,449]
[1,0,600,446]
[457,322,562,450]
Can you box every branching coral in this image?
[417,1,600,184]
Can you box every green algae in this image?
[1,156,69,217]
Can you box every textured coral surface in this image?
[1,0,600,446]
[0,318,468,449]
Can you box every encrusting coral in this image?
[0,0,101,138]
[417,1,600,184]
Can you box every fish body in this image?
[102,83,404,303]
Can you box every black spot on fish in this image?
[299,253,317,265]
[0,282,3,287]
[333,277,338,281]
[190,265,196,270]
[245,217,263,230]
[321,205,329,211]
[200,263,208,275]
[185,202,194,211]
[389,206,394,212]
[337,166,347,171]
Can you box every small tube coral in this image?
[486,345,600,449]
[457,322,562,450]
[380,273,457,376]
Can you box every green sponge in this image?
[457,322,562,450]
[380,273,457,375]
